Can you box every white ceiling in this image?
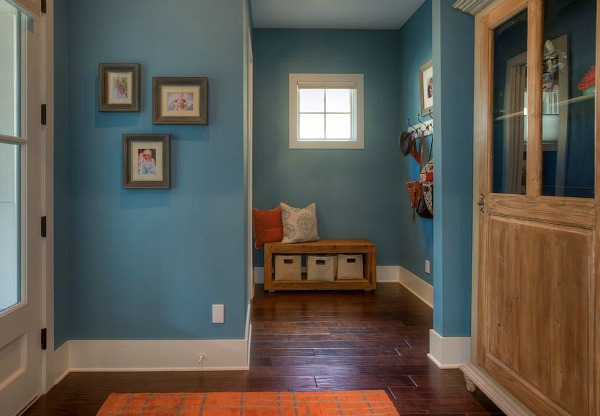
[250,0,426,30]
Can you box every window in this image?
[289,73,364,149]
[0,0,22,313]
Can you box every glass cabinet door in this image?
[541,0,595,197]
[492,9,529,194]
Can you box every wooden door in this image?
[475,0,599,414]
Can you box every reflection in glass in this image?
[541,0,595,198]
[492,10,528,194]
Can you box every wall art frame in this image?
[99,63,141,112]
[153,77,208,124]
[122,134,171,189]
[419,60,433,116]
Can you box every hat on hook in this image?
[399,131,414,156]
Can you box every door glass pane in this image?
[493,9,528,194]
[0,0,21,314]
[541,0,595,198]
[0,143,20,313]
[0,1,19,137]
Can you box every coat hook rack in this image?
[407,113,434,136]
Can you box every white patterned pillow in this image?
[280,203,319,244]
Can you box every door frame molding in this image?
[40,0,55,394]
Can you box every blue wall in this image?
[54,0,248,342]
[397,1,433,285]
[252,29,401,267]
[432,0,474,337]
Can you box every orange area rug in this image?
[97,390,399,415]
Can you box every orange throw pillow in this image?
[252,206,283,249]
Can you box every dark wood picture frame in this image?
[122,134,171,189]
[153,77,208,124]
[99,63,141,112]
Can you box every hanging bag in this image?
[406,180,422,209]
[406,130,426,218]
[417,136,434,218]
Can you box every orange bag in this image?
[406,180,422,209]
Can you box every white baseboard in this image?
[50,342,70,386]
[253,266,401,284]
[68,338,250,371]
[427,329,470,369]
[398,266,433,308]
[253,266,264,283]
[375,266,399,282]
[52,305,251,378]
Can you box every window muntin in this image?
[289,74,364,149]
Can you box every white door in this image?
[0,2,46,415]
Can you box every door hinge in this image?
[41,104,47,125]
[41,328,47,350]
[41,216,47,237]
[41,0,46,14]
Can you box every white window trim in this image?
[289,73,364,149]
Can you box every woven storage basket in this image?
[336,254,364,279]
[274,255,302,281]
[306,255,337,282]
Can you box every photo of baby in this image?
[113,77,128,100]
[427,77,433,99]
[138,148,157,175]
[167,92,194,111]
[108,72,132,104]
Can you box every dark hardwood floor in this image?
[24,283,503,415]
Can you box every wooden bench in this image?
[263,239,377,292]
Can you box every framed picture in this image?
[99,63,141,112]
[122,134,171,189]
[153,77,208,124]
[419,60,433,116]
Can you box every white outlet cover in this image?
[212,304,225,323]
[425,260,431,275]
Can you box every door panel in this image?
[485,194,596,228]
[485,216,590,415]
